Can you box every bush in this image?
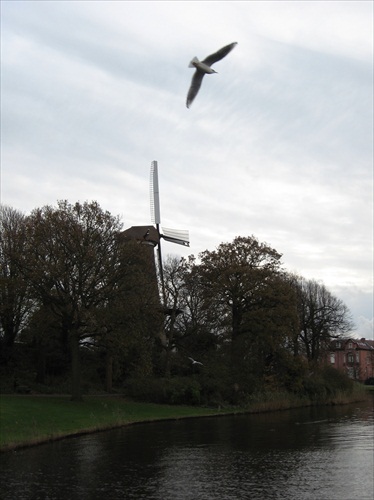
[301,365,354,402]
[278,355,309,394]
[124,377,201,405]
[320,365,354,394]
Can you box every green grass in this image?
[1,384,369,452]
[0,395,227,451]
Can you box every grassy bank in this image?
[0,395,230,452]
[1,385,369,452]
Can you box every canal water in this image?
[1,398,373,500]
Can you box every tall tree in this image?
[0,205,34,364]
[94,239,162,390]
[175,255,219,360]
[20,200,125,400]
[197,236,293,394]
[159,255,186,376]
[292,275,353,363]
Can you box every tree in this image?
[158,255,186,376]
[174,255,219,362]
[0,205,34,365]
[291,275,354,364]
[93,239,162,390]
[21,303,68,384]
[197,236,294,396]
[20,200,126,400]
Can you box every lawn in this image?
[0,395,224,451]
[2,385,369,452]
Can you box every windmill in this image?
[150,160,189,306]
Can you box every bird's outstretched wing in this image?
[186,71,205,108]
[202,42,238,67]
[188,357,203,365]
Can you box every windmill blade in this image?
[150,160,165,305]
[150,160,161,225]
[161,227,190,247]
[149,160,190,308]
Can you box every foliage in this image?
[195,236,297,394]
[0,205,34,364]
[124,376,202,405]
[274,353,309,394]
[1,202,357,408]
[92,239,162,388]
[300,365,354,401]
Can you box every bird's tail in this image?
[188,57,199,68]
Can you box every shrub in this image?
[124,377,201,405]
[301,365,354,402]
[320,365,354,394]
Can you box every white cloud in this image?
[1,0,372,334]
[355,317,374,340]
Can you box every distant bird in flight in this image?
[188,357,203,366]
[186,42,238,108]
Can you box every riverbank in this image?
[1,387,370,452]
[0,395,225,452]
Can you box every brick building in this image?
[329,338,374,383]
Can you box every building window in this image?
[347,353,354,363]
[336,341,341,348]
[356,353,360,363]
[348,342,353,349]
[330,353,335,364]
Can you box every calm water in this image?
[1,398,373,500]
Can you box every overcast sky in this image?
[1,1,373,338]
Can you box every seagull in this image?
[188,357,203,366]
[186,42,238,108]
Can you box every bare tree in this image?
[159,255,186,376]
[292,275,354,363]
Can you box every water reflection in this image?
[1,399,373,500]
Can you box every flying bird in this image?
[188,357,203,366]
[186,42,238,108]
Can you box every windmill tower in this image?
[150,160,189,306]
[121,161,189,309]
[120,161,189,365]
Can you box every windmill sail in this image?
[150,160,190,247]
[162,227,189,247]
[150,160,161,225]
[149,160,190,311]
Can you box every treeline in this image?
[0,201,354,405]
